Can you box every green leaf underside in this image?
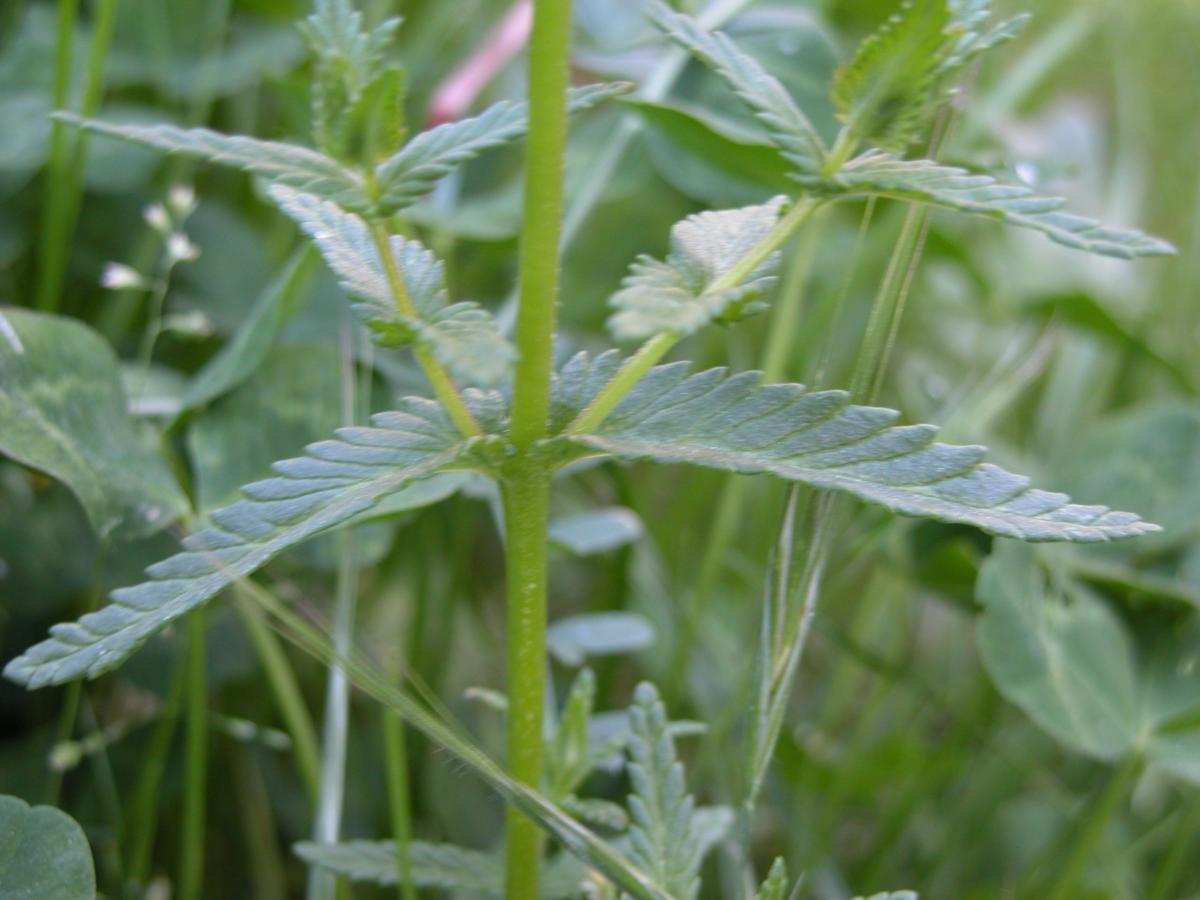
[626,683,706,900]
[0,310,189,539]
[56,113,371,210]
[374,81,631,212]
[4,399,477,688]
[831,0,1026,151]
[806,151,1175,259]
[0,795,96,899]
[268,184,514,385]
[647,1,826,175]
[552,352,1158,542]
[295,840,584,898]
[608,196,787,341]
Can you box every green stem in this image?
[179,611,208,900]
[382,712,418,900]
[235,599,321,802]
[1044,754,1143,900]
[501,460,552,898]
[1147,794,1200,900]
[33,0,79,312]
[503,0,574,895]
[568,197,824,435]
[368,220,481,437]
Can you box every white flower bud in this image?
[143,203,171,234]
[100,262,146,290]
[167,184,196,218]
[166,233,201,263]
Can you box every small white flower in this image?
[143,203,171,234]
[167,184,196,218]
[162,310,214,338]
[166,232,201,263]
[100,262,146,290]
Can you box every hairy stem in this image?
[369,221,481,437]
[503,0,574,894]
[567,197,824,434]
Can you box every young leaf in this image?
[295,839,585,898]
[268,184,515,385]
[548,507,644,555]
[831,0,1026,151]
[608,196,788,341]
[548,668,597,799]
[547,613,656,667]
[853,893,919,900]
[56,114,371,210]
[0,795,96,898]
[0,309,189,539]
[646,1,826,175]
[806,151,1175,259]
[754,858,789,900]
[552,354,1158,542]
[625,682,706,900]
[3,399,482,688]
[373,82,631,213]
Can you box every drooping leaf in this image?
[3,398,483,688]
[0,795,95,899]
[0,309,189,539]
[608,196,788,341]
[547,612,656,666]
[805,151,1175,259]
[976,542,1200,784]
[57,114,371,210]
[622,97,794,204]
[177,247,317,416]
[552,353,1158,542]
[831,0,1026,151]
[549,506,644,555]
[373,82,631,213]
[267,184,515,385]
[754,858,790,900]
[295,839,585,898]
[625,682,707,900]
[646,1,826,175]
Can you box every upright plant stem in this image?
[179,611,208,900]
[382,712,418,900]
[503,0,573,895]
[35,0,118,313]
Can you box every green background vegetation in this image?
[0,0,1198,897]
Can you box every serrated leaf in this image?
[0,794,96,899]
[831,0,1025,151]
[3,399,480,689]
[552,353,1158,542]
[0,309,189,539]
[608,196,788,341]
[549,668,597,799]
[267,184,514,385]
[805,151,1174,259]
[646,1,826,175]
[753,858,789,900]
[58,114,371,210]
[625,682,706,900]
[374,82,631,213]
[295,839,585,897]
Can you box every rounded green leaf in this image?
[0,795,95,899]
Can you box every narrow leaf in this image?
[3,399,478,688]
[548,507,644,555]
[547,612,656,666]
[0,309,189,539]
[806,151,1175,259]
[646,1,826,175]
[625,683,707,900]
[608,196,787,341]
[268,184,515,384]
[374,82,631,213]
[554,353,1159,542]
[753,858,789,900]
[57,114,370,210]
